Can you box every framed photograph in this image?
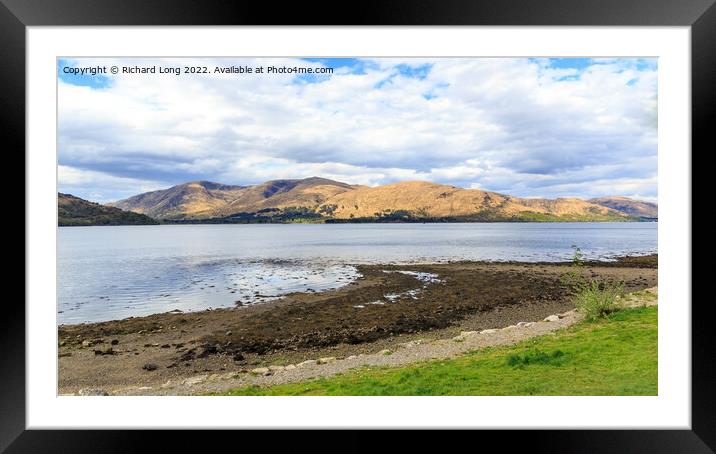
[7,0,709,450]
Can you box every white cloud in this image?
[58,165,166,203]
[58,57,657,202]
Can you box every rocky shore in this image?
[58,255,657,395]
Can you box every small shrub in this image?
[572,280,625,321]
[560,245,588,288]
[571,244,585,267]
[560,244,626,321]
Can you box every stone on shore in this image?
[183,375,207,386]
[453,331,478,341]
[78,388,109,396]
[251,367,271,376]
[543,315,560,322]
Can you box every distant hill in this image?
[108,181,247,219]
[318,181,628,222]
[59,193,159,226]
[109,177,655,223]
[589,196,658,219]
[111,177,357,220]
[213,177,357,218]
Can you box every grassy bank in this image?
[218,306,657,396]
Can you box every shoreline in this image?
[58,254,657,395]
[58,252,658,327]
[136,287,659,396]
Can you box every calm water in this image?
[58,223,657,324]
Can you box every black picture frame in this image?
[4,0,708,451]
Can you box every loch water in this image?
[58,222,657,324]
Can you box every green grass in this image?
[217,306,657,396]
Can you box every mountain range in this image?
[106,177,657,223]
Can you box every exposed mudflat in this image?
[58,255,657,395]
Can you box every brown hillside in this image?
[319,181,621,219]
[110,177,651,222]
[589,196,658,218]
[214,177,356,217]
[111,181,246,219]
[111,177,357,220]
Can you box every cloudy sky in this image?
[58,57,657,203]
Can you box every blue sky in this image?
[57,59,112,89]
[58,57,657,203]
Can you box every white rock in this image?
[317,357,337,364]
[78,388,109,396]
[480,329,498,334]
[378,349,392,355]
[183,375,208,386]
[543,315,560,322]
[284,364,297,370]
[460,331,479,337]
[268,365,285,372]
[251,367,270,375]
[296,360,317,368]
